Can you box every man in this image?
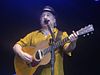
[13,6,78,75]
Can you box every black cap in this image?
[43,6,55,16]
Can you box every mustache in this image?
[44,19,50,24]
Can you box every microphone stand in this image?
[47,23,55,75]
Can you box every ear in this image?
[54,18,56,23]
[54,18,57,26]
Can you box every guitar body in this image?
[14,40,51,75]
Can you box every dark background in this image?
[0,0,100,75]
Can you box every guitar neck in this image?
[43,37,70,55]
[43,24,94,55]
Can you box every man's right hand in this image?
[13,44,32,63]
[20,52,32,63]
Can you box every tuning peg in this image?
[88,24,91,26]
[83,35,86,37]
[87,33,89,36]
[91,32,93,34]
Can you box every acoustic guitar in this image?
[14,24,94,75]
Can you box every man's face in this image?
[40,11,56,29]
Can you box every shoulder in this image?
[62,31,68,36]
[28,30,40,35]
[55,28,68,36]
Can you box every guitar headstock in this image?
[76,24,94,36]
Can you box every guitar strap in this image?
[54,30,63,53]
[49,30,62,45]
[55,30,62,42]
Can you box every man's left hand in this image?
[68,31,78,42]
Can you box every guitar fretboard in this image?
[43,37,69,55]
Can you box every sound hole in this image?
[35,51,40,60]
[35,50,43,60]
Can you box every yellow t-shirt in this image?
[17,28,71,75]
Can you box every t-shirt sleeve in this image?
[17,32,33,47]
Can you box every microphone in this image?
[44,19,49,24]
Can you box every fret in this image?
[43,46,51,55]
[43,49,46,55]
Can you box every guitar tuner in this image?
[91,32,93,34]
[87,33,89,36]
[83,35,86,37]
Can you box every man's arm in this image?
[13,44,32,63]
[64,31,78,56]
[64,40,77,51]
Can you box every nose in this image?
[44,15,48,19]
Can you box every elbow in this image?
[13,44,20,53]
[64,42,76,52]
[69,41,76,51]
[13,44,17,53]
[13,45,15,50]
[13,44,17,50]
